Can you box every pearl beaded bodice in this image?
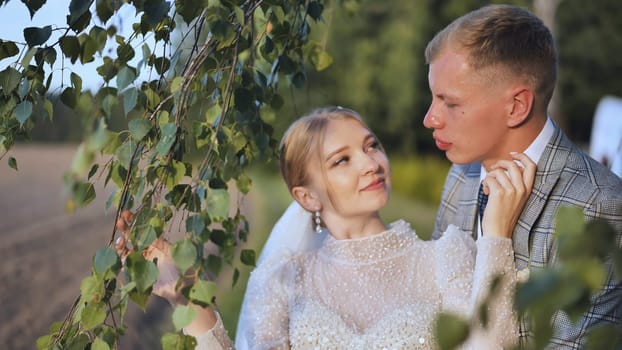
[198,220,518,349]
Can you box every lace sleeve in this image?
[435,225,518,349]
[193,312,234,350]
[236,252,296,350]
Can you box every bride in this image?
[119,106,535,349]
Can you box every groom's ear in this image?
[507,87,534,127]
[291,186,321,212]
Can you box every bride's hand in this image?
[482,153,536,238]
[114,211,191,305]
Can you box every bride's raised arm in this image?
[436,153,535,349]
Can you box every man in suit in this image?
[424,4,622,349]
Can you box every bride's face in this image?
[307,118,391,219]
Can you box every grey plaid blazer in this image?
[431,124,622,349]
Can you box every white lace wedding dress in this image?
[195,220,518,349]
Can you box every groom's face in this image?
[423,47,514,167]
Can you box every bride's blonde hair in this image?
[279,106,380,193]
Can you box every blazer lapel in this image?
[512,124,572,269]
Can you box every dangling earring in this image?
[314,211,322,233]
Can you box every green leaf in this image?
[8,156,17,170]
[60,36,81,64]
[154,56,170,75]
[172,239,197,272]
[0,40,19,61]
[186,215,206,236]
[156,123,178,156]
[80,275,105,303]
[23,0,46,18]
[240,249,256,267]
[307,1,324,21]
[60,87,77,108]
[127,253,158,292]
[96,0,115,23]
[23,26,52,47]
[93,247,119,277]
[0,67,21,97]
[189,279,217,306]
[117,43,135,64]
[115,140,137,169]
[556,206,584,237]
[205,104,221,124]
[172,305,197,331]
[129,118,151,141]
[170,76,183,93]
[73,181,96,207]
[71,144,95,176]
[123,87,138,115]
[434,313,470,350]
[80,303,107,330]
[91,336,111,350]
[143,0,170,27]
[161,332,197,350]
[206,188,229,220]
[313,50,333,71]
[80,34,98,64]
[69,0,91,25]
[117,66,136,91]
[15,100,33,126]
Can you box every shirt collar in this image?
[480,117,555,181]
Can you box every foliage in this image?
[434,206,622,349]
[389,154,450,206]
[556,0,622,143]
[0,0,340,348]
[270,0,529,157]
[515,206,622,349]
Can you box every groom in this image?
[424,4,622,349]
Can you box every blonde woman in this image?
[119,106,535,349]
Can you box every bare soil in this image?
[0,145,171,350]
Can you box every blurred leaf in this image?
[0,40,19,61]
[555,206,584,237]
[60,36,81,64]
[143,0,170,27]
[161,332,197,350]
[91,337,111,350]
[117,66,136,91]
[156,123,178,156]
[240,249,256,267]
[127,253,158,292]
[186,215,206,236]
[15,100,33,126]
[72,181,96,207]
[23,0,46,18]
[71,144,95,176]
[8,156,17,170]
[0,67,21,97]
[129,118,151,141]
[80,275,105,303]
[172,305,197,331]
[189,279,217,306]
[93,247,119,278]
[69,0,91,26]
[206,188,229,220]
[123,87,138,115]
[172,239,197,272]
[96,0,115,23]
[80,303,106,330]
[434,313,469,350]
[23,25,52,47]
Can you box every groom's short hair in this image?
[425,4,558,115]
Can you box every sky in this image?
[0,0,138,92]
